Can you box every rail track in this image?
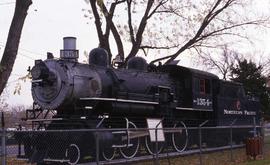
[81,144,245,165]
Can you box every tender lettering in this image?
[224,109,243,115]
[223,109,256,115]
[244,110,256,115]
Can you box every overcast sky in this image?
[0,0,100,106]
[0,0,270,106]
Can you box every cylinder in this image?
[63,37,76,50]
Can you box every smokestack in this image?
[60,36,79,61]
[63,37,76,50]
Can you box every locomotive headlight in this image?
[31,61,57,87]
[31,61,51,80]
[31,65,42,80]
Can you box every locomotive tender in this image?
[17,37,261,164]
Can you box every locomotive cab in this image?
[159,65,218,111]
[191,70,217,111]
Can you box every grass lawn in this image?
[135,136,270,165]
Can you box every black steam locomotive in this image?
[16,37,261,164]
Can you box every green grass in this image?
[135,138,270,165]
[242,159,270,165]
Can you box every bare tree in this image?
[0,0,32,95]
[84,0,268,66]
[259,57,270,77]
[0,89,9,111]
[4,105,27,128]
[198,45,241,80]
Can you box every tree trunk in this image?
[0,0,32,95]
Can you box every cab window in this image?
[194,78,211,94]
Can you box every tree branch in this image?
[140,44,180,50]
[127,0,135,45]
[150,0,252,65]
[147,0,168,19]
[107,1,125,60]
[125,0,154,63]
[197,20,265,42]
[89,0,104,46]
[94,0,125,61]
[0,0,32,95]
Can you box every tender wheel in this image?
[119,122,140,159]
[102,147,116,161]
[172,121,188,152]
[65,144,80,165]
[145,136,164,155]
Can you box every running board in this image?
[112,144,134,148]
[43,158,69,163]
[112,131,126,134]
[80,97,159,105]
[27,118,63,122]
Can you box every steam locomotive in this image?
[16,37,261,164]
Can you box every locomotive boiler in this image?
[16,37,261,164]
[31,37,172,117]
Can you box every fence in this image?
[0,123,269,165]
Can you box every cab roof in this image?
[159,64,219,79]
